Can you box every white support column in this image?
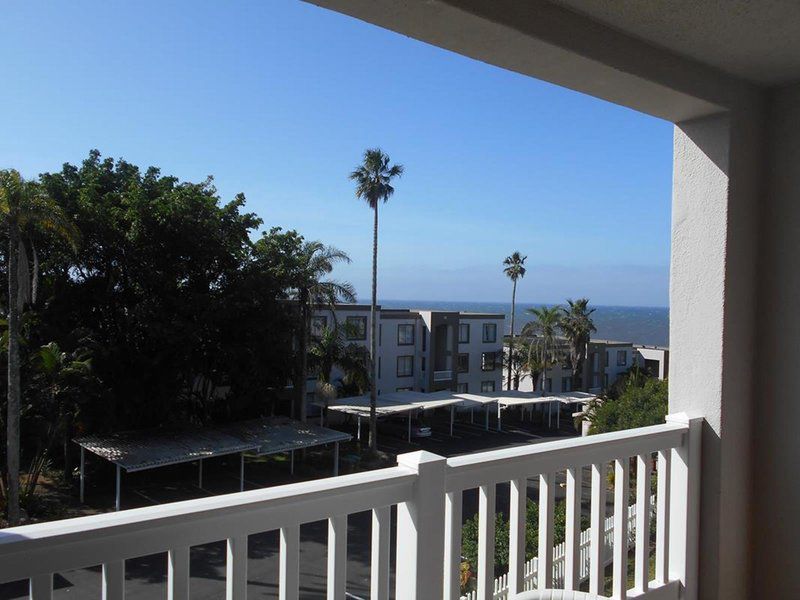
[395,451,447,600]
[29,574,52,600]
[497,403,502,432]
[477,483,496,600]
[484,404,489,431]
[450,405,454,436]
[198,458,203,489]
[371,506,391,600]
[508,477,527,596]
[280,525,300,600]
[115,465,121,512]
[666,414,703,600]
[327,515,347,600]
[79,446,85,503]
[635,454,652,593]
[613,458,630,600]
[168,546,190,600]
[655,449,672,584]
[239,453,245,492]
[538,472,555,590]
[444,491,463,600]
[589,461,607,595]
[565,466,581,590]
[408,413,412,442]
[226,535,248,600]
[290,450,294,475]
[357,415,361,441]
[102,560,125,600]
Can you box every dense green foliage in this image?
[0,151,346,489]
[461,499,590,580]
[589,377,668,434]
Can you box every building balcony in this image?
[434,369,453,382]
[0,414,700,600]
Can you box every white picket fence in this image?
[460,495,654,600]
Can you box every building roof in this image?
[74,429,259,472]
[75,418,351,471]
[327,390,464,416]
[219,418,351,456]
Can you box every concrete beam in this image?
[305,0,759,122]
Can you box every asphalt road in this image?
[1,410,601,600]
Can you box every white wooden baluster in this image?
[102,560,125,600]
[280,526,300,600]
[565,466,581,590]
[589,461,607,595]
[508,478,527,597]
[612,458,630,600]
[444,492,463,600]
[226,535,248,600]
[29,574,52,600]
[168,546,190,600]
[477,484,496,600]
[635,454,652,593]
[538,472,554,590]
[370,507,390,600]
[327,515,347,600]
[655,449,671,584]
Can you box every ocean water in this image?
[380,299,669,347]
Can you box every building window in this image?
[459,323,470,343]
[379,324,382,346]
[617,350,627,366]
[561,377,572,392]
[482,323,497,343]
[457,383,468,393]
[378,356,381,379]
[311,316,328,338]
[604,374,609,388]
[457,353,470,373]
[422,328,427,351]
[397,355,414,377]
[397,324,415,345]
[396,386,413,392]
[421,356,426,372]
[592,374,600,387]
[481,380,496,393]
[546,378,552,392]
[346,316,367,340]
[481,352,497,371]
[306,391,315,402]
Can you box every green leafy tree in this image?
[560,298,597,391]
[0,169,79,525]
[349,148,403,451]
[503,252,527,390]
[589,378,668,434]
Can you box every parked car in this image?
[379,416,432,439]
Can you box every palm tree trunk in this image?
[506,280,516,390]
[368,204,379,452]
[7,220,21,525]
[31,239,39,306]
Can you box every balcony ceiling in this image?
[552,0,800,85]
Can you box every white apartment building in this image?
[310,304,505,398]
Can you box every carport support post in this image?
[450,405,454,437]
[497,404,502,432]
[357,415,361,442]
[115,465,121,511]
[333,442,339,476]
[290,450,294,475]
[79,446,85,503]
[557,403,561,430]
[408,413,412,442]
[198,458,203,488]
[484,405,489,431]
[239,453,244,492]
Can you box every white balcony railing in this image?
[0,414,700,600]
[434,369,453,381]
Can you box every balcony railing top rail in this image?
[0,414,701,600]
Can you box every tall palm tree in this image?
[522,305,561,394]
[560,298,597,391]
[503,252,527,390]
[0,169,79,525]
[349,148,403,451]
[293,241,355,423]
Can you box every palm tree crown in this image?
[522,305,562,393]
[349,148,404,208]
[560,298,597,390]
[503,252,527,281]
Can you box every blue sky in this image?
[0,0,673,307]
